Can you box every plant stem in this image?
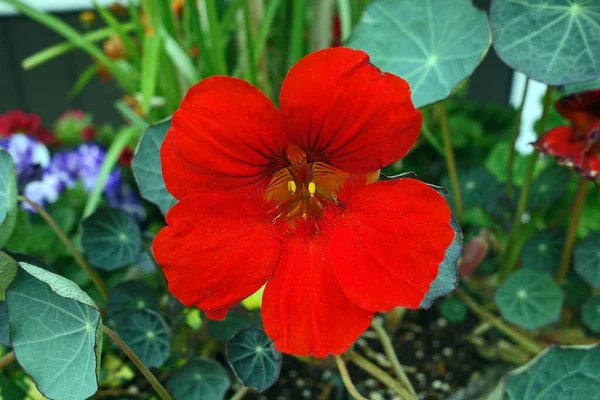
[18,196,109,301]
[230,386,251,400]
[205,0,228,75]
[437,102,463,220]
[421,122,445,157]
[507,77,530,195]
[288,0,305,69]
[370,318,416,396]
[336,0,352,43]
[0,351,16,370]
[555,178,590,283]
[455,289,544,355]
[349,352,416,400]
[499,86,554,281]
[103,325,173,400]
[310,0,335,51]
[334,355,368,400]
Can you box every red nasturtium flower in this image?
[153,48,455,356]
[0,109,56,145]
[534,89,600,183]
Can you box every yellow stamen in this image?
[287,180,297,194]
[308,182,316,195]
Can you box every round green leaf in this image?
[132,118,177,215]
[443,167,498,211]
[114,309,170,368]
[528,166,571,210]
[81,208,142,271]
[582,297,600,332]
[226,328,282,392]
[0,150,17,247]
[420,216,462,308]
[491,0,600,85]
[574,233,600,288]
[495,269,564,330]
[6,262,102,400]
[0,251,17,300]
[439,297,468,323]
[108,280,159,316]
[167,357,230,400]
[347,0,491,108]
[504,345,600,399]
[521,229,565,274]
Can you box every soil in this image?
[247,305,504,400]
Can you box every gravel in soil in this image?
[249,306,502,400]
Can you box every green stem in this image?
[456,289,544,355]
[437,102,463,220]
[205,0,228,74]
[0,351,16,370]
[370,318,416,396]
[349,352,416,400]
[421,122,445,157]
[336,0,352,43]
[310,0,335,51]
[288,0,305,69]
[230,386,251,400]
[555,178,590,283]
[507,78,530,195]
[103,326,173,400]
[18,196,109,301]
[499,86,554,281]
[334,355,368,400]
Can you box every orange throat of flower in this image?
[265,144,379,228]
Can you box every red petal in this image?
[162,77,288,200]
[262,234,373,357]
[535,126,586,163]
[555,89,600,135]
[279,48,422,173]
[328,178,454,312]
[153,194,281,318]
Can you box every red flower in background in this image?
[534,89,600,182]
[0,110,56,145]
[153,48,454,357]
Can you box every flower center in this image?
[265,144,380,228]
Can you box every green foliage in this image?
[0,252,17,300]
[485,141,538,185]
[444,167,499,210]
[0,301,9,346]
[420,216,462,308]
[582,297,600,332]
[166,358,231,400]
[439,297,468,323]
[495,270,563,330]
[521,229,564,275]
[574,233,600,288]
[6,262,102,400]
[207,311,260,341]
[503,345,600,399]
[81,208,142,271]
[114,309,170,368]
[132,118,177,215]
[226,328,282,392]
[348,0,491,108]
[491,0,600,85]
[528,166,571,210]
[561,271,591,309]
[107,280,160,316]
[0,150,17,247]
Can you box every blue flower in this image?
[0,133,50,187]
